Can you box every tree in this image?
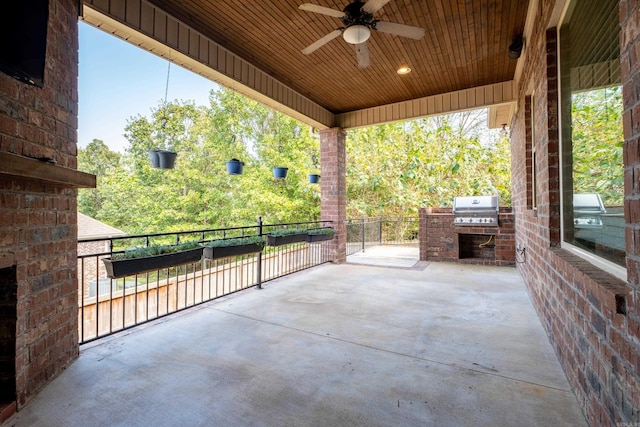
[77,139,121,218]
[346,110,511,218]
[83,89,321,234]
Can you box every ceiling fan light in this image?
[343,25,370,44]
[397,64,411,75]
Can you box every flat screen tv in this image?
[0,0,49,88]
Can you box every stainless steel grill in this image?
[453,195,499,226]
[573,193,605,229]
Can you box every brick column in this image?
[320,128,347,263]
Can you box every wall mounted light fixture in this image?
[508,36,524,60]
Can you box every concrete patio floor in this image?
[347,244,420,268]
[7,262,587,427]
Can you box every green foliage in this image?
[79,89,321,234]
[205,235,265,248]
[78,138,121,176]
[77,139,122,218]
[306,228,335,236]
[113,241,201,260]
[268,228,309,236]
[79,87,513,233]
[346,111,512,217]
[571,87,623,206]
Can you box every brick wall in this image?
[510,0,640,424]
[419,207,515,266]
[320,128,346,263]
[0,0,80,408]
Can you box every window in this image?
[531,93,537,211]
[559,0,625,274]
[525,94,536,211]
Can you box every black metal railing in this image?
[77,219,332,344]
[346,216,419,256]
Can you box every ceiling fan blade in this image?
[302,29,343,55]
[299,4,345,18]
[362,0,391,14]
[374,20,425,40]
[355,42,370,69]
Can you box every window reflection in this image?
[560,0,625,268]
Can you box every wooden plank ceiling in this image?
[143,0,528,115]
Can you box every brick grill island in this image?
[419,207,515,266]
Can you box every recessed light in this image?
[397,65,411,75]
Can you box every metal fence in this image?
[77,219,332,344]
[346,216,419,256]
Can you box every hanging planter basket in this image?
[273,167,288,179]
[308,174,320,184]
[226,159,244,175]
[151,61,178,171]
[148,149,160,168]
[157,150,177,169]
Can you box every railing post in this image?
[257,216,263,289]
[361,215,365,253]
[379,215,383,244]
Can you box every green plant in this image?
[267,228,308,237]
[307,228,335,236]
[205,235,265,249]
[113,241,201,260]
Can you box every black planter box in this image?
[266,233,307,247]
[203,242,263,260]
[102,247,203,279]
[306,233,334,243]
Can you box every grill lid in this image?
[573,193,606,214]
[573,193,605,229]
[453,195,499,226]
[452,195,499,213]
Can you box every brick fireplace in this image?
[419,207,516,266]
[0,0,94,417]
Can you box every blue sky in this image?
[78,22,219,153]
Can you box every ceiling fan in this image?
[299,0,425,69]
